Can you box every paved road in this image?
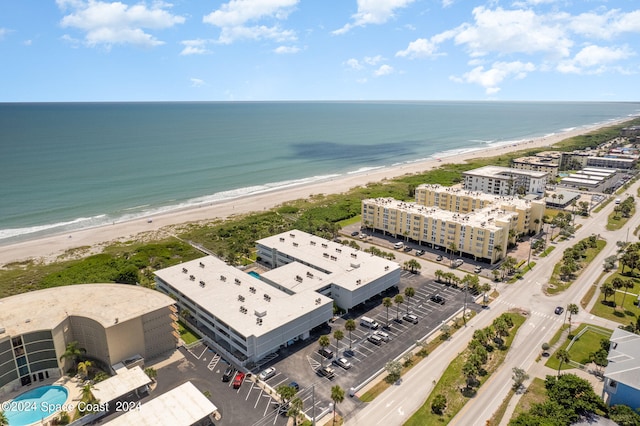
[345,181,639,426]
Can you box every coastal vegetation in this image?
[547,235,606,294]
[0,118,638,297]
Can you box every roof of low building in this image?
[462,165,549,179]
[605,328,640,391]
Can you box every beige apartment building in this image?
[362,198,512,263]
[511,156,559,176]
[415,185,545,234]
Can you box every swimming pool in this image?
[248,271,260,278]
[3,385,69,426]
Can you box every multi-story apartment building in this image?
[462,166,548,195]
[414,184,545,235]
[362,198,513,263]
[511,156,559,176]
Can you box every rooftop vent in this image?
[199,280,206,287]
[336,248,341,253]
[315,298,322,305]
[263,294,271,302]
[240,306,247,314]
[384,266,389,271]
[289,233,295,238]
[255,309,267,318]
[321,243,328,248]
[306,271,314,278]
[330,256,337,261]
[199,262,205,268]
[351,253,357,258]
[279,237,285,242]
[235,278,241,285]
[256,318,263,325]
[189,275,195,281]
[293,242,299,247]
[310,241,316,246]
[323,253,329,258]
[295,275,303,282]
[350,263,360,269]
[356,279,361,285]
[182,268,188,274]
[220,275,227,282]
[249,286,256,294]
[238,295,245,302]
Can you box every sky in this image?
[1,0,639,102]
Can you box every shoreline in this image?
[0,118,632,267]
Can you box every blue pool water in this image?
[248,271,260,278]
[4,385,69,426]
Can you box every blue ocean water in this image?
[1,101,639,244]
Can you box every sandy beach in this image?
[0,118,631,267]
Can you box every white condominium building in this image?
[362,198,514,264]
[414,184,545,236]
[462,166,548,195]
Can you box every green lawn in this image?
[591,271,640,324]
[405,313,526,425]
[607,205,636,231]
[178,320,201,344]
[548,240,606,295]
[545,323,612,371]
[511,377,547,420]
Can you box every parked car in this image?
[359,233,367,239]
[334,357,352,369]
[403,313,419,324]
[374,330,390,341]
[258,367,276,381]
[394,242,404,249]
[367,334,383,345]
[351,231,359,236]
[318,348,334,359]
[554,306,564,315]
[454,259,464,266]
[403,246,412,252]
[474,266,482,273]
[415,249,425,256]
[430,294,446,305]
[436,255,443,261]
[233,372,246,389]
[222,366,235,382]
[289,381,300,392]
[317,366,335,379]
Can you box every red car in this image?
[233,372,245,389]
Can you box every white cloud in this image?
[451,61,535,94]
[190,78,205,87]
[374,64,394,76]
[274,45,300,54]
[180,39,212,56]
[454,6,572,59]
[57,0,185,48]
[442,0,454,7]
[23,39,33,46]
[396,38,438,58]
[333,0,416,35]
[203,0,298,44]
[345,58,363,70]
[364,55,383,65]
[0,28,9,40]
[557,44,635,74]
[569,9,640,40]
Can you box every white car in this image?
[258,367,276,381]
[334,357,352,369]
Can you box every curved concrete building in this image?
[0,284,177,396]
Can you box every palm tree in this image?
[621,279,635,308]
[612,277,625,307]
[344,320,356,350]
[434,269,444,283]
[448,242,457,265]
[555,349,570,376]
[287,396,304,426]
[0,411,7,426]
[601,282,615,303]
[59,341,86,371]
[567,303,579,334]
[318,335,331,367]
[333,330,344,356]
[404,287,415,314]
[382,297,393,328]
[77,360,93,379]
[331,385,345,425]
[394,294,404,320]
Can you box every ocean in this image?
[1,101,639,245]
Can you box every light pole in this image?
[462,282,468,327]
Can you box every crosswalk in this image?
[496,299,565,321]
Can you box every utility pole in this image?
[312,384,315,426]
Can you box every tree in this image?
[333,330,344,355]
[440,323,451,340]
[331,385,345,425]
[394,294,404,320]
[567,303,579,334]
[385,360,402,383]
[481,283,491,306]
[544,373,607,418]
[603,255,618,272]
[287,397,304,426]
[435,269,444,283]
[621,279,635,308]
[0,412,7,426]
[382,297,393,328]
[144,367,157,382]
[59,341,86,371]
[600,282,615,303]
[431,394,447,415]
[512,367,529,392]
[77,360,93,379]
[344,319,356,350]
[318,335,331,366]
[114,264,139,284]
[448,242,457,265]
[462,360,479,390]
[555,349,570,376]
[277,384,297,406]
[612,277,625,307]
[403,259,421,274]
[404,287,415,314]
[609,404,640,426]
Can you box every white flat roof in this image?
[154,256,333,338]
[571,173,604,181]
[462,165,548,179]
[0,284,174,337]
[561,177,600,185]
[416,184,542,209]
[257,230,400,292]
[260,262,331,294]
[104,381,217,426]
[583,167,618,174]
[92,366,152,404]
[362,198,518,231]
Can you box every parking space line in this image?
[245,381,258,400]
[207,353,221,371]
[254,388,265,408]
[270,375,288,388]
